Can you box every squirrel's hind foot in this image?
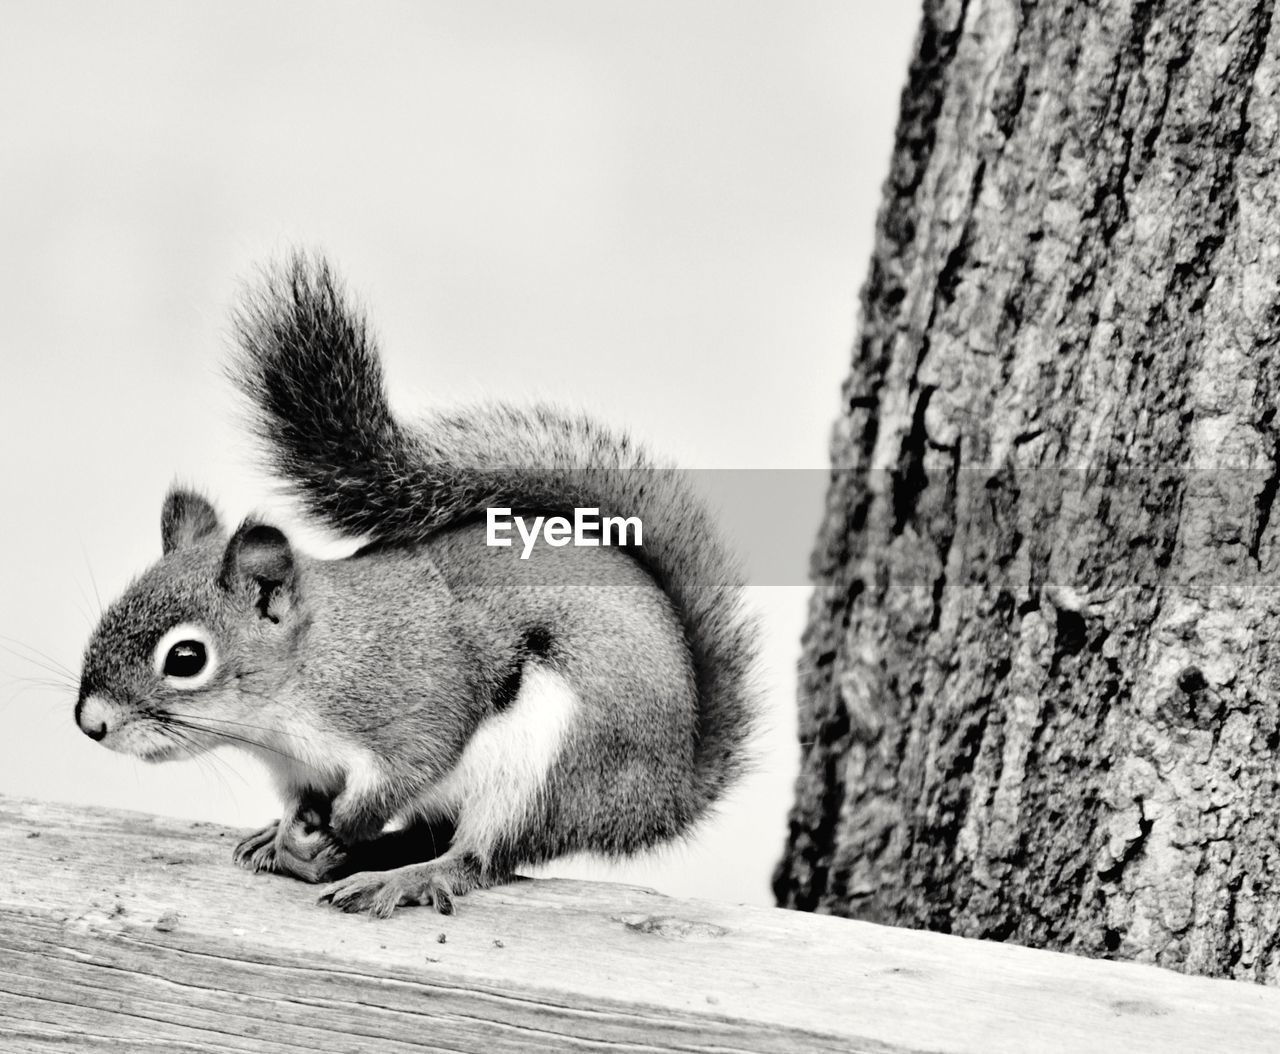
[317,851,492,918]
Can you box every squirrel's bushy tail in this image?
[231,253,758,813]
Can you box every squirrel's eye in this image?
[153,623,217,689]
[163,641,207,678]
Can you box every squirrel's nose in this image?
[75,695,111,741]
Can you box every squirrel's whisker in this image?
[184,736,248,795]
[184,700,320,746]
[0,635,79,677]
[0,644,79,686]
[77,536,105,616]
[160,715,309,766]
[3,674,77,697]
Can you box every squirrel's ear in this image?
[218,521,296,621]
[161,488,222,555]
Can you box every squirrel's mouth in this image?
[96,724,188,763]
[75,695,192,762]
[106,726,187,763]
[133,737,188,763]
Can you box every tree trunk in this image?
[774,0,1280,982]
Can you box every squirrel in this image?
[74,254,760,916]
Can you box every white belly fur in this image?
[412,663,579,860]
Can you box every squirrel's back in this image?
[231,254,759,817]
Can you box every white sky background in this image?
[0,2,919,906]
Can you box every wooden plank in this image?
[0,795,1278,1052]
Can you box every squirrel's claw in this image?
[318,868,455,917]
[318,854,484,917]
[233,821,281,873]
[234,815,348,883]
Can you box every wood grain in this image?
[2,796,1280,1051]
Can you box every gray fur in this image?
[161,488,221,555]
[77,253,761,913]
[231,252,760,812]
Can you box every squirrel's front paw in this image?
[233,820,281,873]
[233,815,349,884]
[317,854,485,918]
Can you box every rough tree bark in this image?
[774,0,1280,981]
